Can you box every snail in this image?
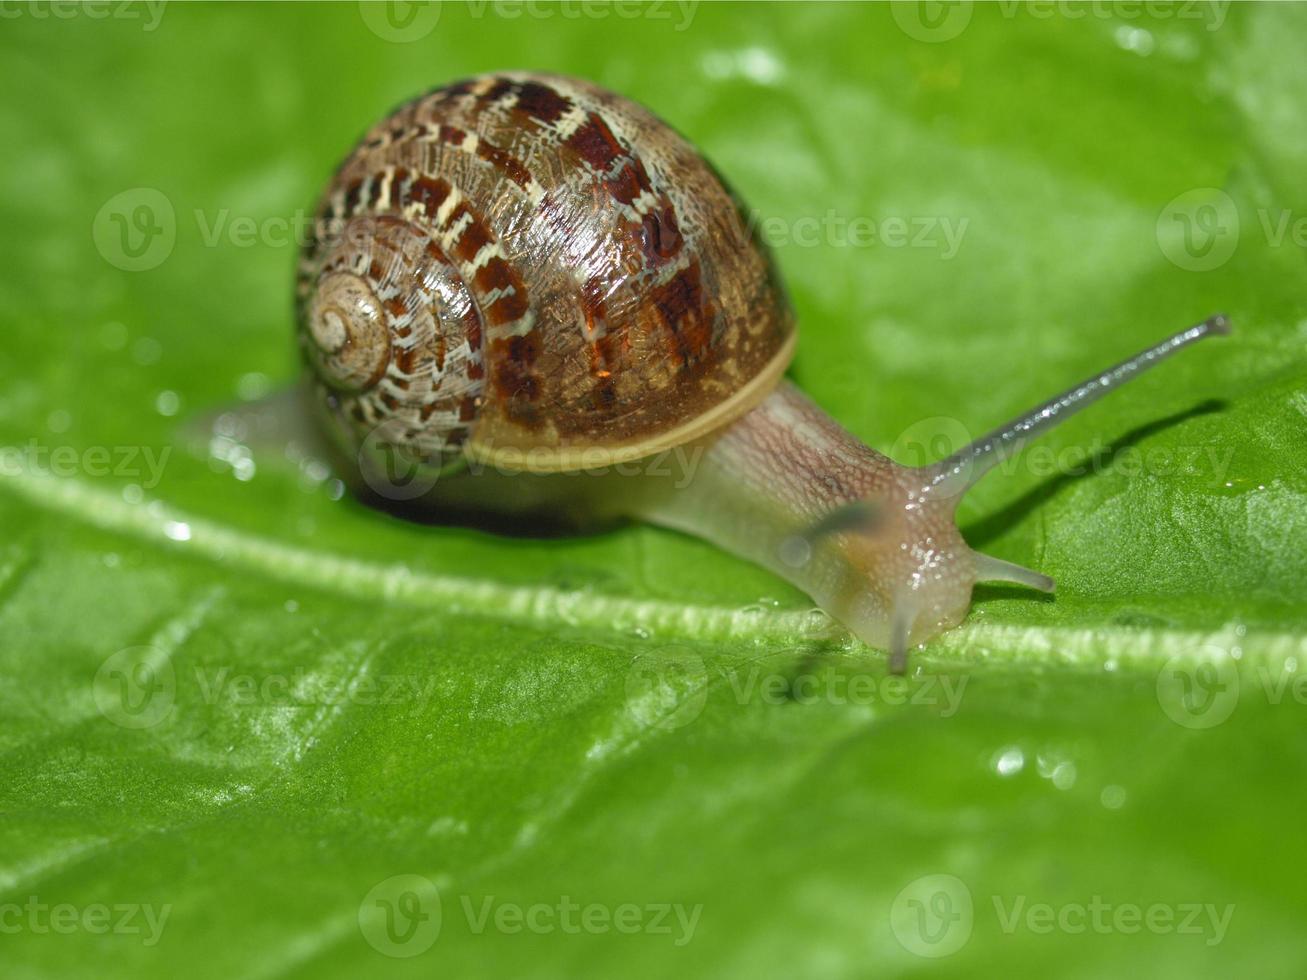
[295,71,1228,671]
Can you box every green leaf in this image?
[2,3,1305,976]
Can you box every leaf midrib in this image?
[2,465,1298,671]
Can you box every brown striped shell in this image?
[296,72,795,474]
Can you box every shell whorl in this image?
[306,271,391,393]
[300,212,487,465]
[296,72,795,473]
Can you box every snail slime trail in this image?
[297,72,1230,671]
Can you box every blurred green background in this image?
[1,1,1306,976]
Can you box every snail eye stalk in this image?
[925,314,1231,500]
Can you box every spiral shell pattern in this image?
[297,72,794,472]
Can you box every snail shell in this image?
[297,72,795,473]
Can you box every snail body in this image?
[297,72,1228,669]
